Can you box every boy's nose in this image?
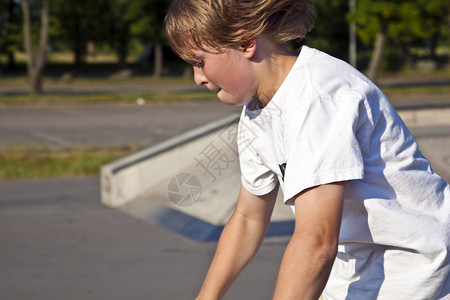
[193,67,208,86]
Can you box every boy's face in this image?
[191,46,257,106]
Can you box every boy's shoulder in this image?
[289,46,375,100]
[299,46,368,84]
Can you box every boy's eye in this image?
[193,60,205,68]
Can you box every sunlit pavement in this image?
[0,176,286,299]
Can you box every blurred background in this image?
[0,0,449,91]
[0,1,449,299]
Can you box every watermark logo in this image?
[194,141,236,182]
[167,173,202,207]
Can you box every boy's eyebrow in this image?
[188,57,205,67]
[182,53,202,66]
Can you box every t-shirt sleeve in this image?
[237,118,278,196]
[283,96,365,204]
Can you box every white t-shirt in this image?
[238,46,450,299]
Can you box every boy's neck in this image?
[253,38,298,107]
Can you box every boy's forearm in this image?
[273,232,337,299]
[197,211,269,299]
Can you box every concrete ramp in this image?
[101,113,294,241]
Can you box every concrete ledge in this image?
[101,113,239,207]
[397,107,450,128]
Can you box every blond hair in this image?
[164,0,315,63]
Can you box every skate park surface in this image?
[1,80,450,299]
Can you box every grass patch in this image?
[0,90,217,106]
[381,84,450,93]
[0,146,142,180]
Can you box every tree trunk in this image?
[21,0,34,79]
[31,69,43,94]
[116,26,129,67]
[366,24,386,83]
[118,44,128,66]
[21,0,49,95]
[37,0,49,72]
[153,33,163,78]
[73,19,86,66]
[399,41,412,69]
[74,45,85,66]
[7,51,15,69]
[429,31,439,62]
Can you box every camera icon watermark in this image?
[167,173,202,207]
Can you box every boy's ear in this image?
[240,39,257,59]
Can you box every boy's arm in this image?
[196,184,279,300]
[273,181,347,300]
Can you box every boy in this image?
[165,0,450,299]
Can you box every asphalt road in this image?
[0,176,287,300]
[0,101,240,150]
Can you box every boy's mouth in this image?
[207,85,222,94]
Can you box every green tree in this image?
[415,0,449,61]
[0,0,22,71]
[350,0,449,81]
[126,0,170,77]
[101,0,170,75]
[51,0,170,73]
[308,0,350,61]
[51,0,107,65]
[349,0,396,81]
[101,0,136,66]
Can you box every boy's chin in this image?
[217,94,248,106]
[218,98,246,106]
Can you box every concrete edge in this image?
[103,113,240,175]
[396,106,450,128]
[393,102,450,111]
